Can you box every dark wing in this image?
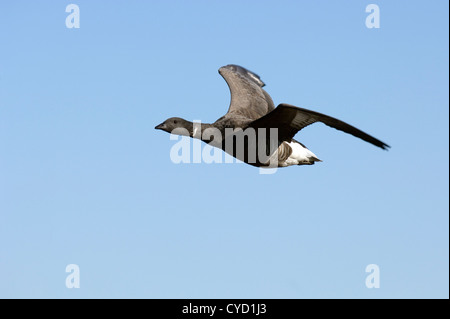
[248,103,390,150]
[219,64,275,120]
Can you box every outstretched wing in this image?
[219,64,275,120]
[248,103,390,150]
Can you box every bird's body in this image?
[155,64,389,168]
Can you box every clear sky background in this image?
[0,1,448,299]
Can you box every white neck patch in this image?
[192,120,202,138]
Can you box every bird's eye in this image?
[173,120,178,124]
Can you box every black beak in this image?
[155,123,165,130]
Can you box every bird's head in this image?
[155,117,193,136]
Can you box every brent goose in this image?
[155,64,389,167]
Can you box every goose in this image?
[155,64,389,168]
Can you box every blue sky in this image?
[0,1,448,298]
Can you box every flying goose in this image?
[155,64,389,167]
